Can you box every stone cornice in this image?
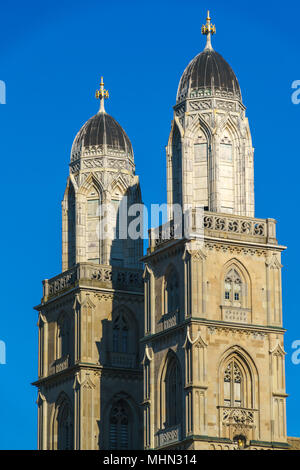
[141,317,286,343]
[32,362,142,388]
[34,283,143,311]
[143,236,285,265]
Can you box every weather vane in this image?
[201,10,216,50]
[95,77,109,113]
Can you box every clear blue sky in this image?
[0,0,299,449]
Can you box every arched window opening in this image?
[110,192,125,267]
[171,125,182,207]
[165,356,182,426]
[57,315,70,359]
[67,184,76,268]
[224,360,243,408]
[57,402,73,450]
[109,400,129,450]
[87,188,101,264]
[166,270,180,314]
[224,268,242,306]
[220,132,234,214]
[112,313,128,353]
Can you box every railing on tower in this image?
[148,210,277,252]
[43,263,144,300]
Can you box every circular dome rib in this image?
[72,112,133,159]
[177,49,241,102]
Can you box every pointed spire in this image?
[95,77,109,113]
[201,10,216,51]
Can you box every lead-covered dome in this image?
[71,112,133,161]
[177,48,241,103]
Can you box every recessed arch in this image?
[218,345,259,410]
[56,311,71,360]
[221,258,252,310]
[158,349,183,429]
[51,392,73,450]
[103,392,140,450]
[77,172,104,198]
[163,264,180,315]
[185,113,212,142]
[108,305,139,361]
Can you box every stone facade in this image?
[34,89,145,449]
[34,14,291,450]
[142,214,288,450]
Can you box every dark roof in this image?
[177,49,241,102]
[73,112,133,156]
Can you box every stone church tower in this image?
[142,13,288,450]
[34,79,144,449]
[34,12,289,451]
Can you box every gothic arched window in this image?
[224,268,243,306]
[165,356,182,426]
[67,184,76,268]
[57,315,70,359]
[86,187,101,264]
[57,401,73,450]
[112,313,128,353]
[171,124,182,207]
[109,400,130,449]
[166,269,180,314]
[224,360,243,408]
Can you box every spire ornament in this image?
[95,77,109,113]
[201,10,216,50]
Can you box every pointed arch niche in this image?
[170,121,183,207]
[163,264,180,315]
[218,346,259,442]
[51,392,74,450]
[76,173,103,265]
[221,259,252,324]
[192,122,210,210]
[219,127,235,214]
[56,312,71,360]
[109,176,128,267]
[104,392,141,450]
[158,350,183,432]
[86,183,102,264]
[109,306,138,369]
[62,178,76,270]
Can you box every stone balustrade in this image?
[218,405,258,441]
[49,354,70,375]
[148,211,277,251]
[157,309,179,332]
[43,263,143,300]
[156,424,181,448]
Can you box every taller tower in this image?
[142,13,288,450]
[167,11,254,216]
[34,79,144,450]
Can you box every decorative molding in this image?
[156,425,181,448]
[266,254,283,269]
[205,242,267,257]
[270,341,286,356]
[208,325,267,340]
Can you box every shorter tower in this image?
[34,79,144,450]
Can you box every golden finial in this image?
[95,76,109,113]
[201,10,216,50]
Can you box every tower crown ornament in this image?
[201,10,216,50]
[95,76,109,113]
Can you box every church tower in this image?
[142,13,288,450]
[34,79,144,449]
